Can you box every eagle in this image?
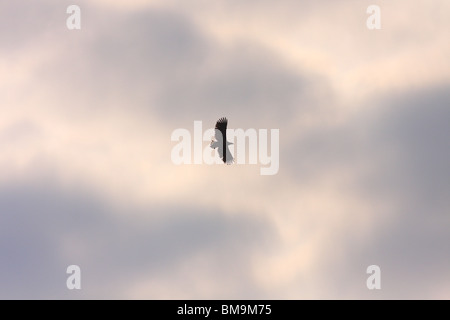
[210,117,234,164]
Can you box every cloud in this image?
[0,182,277,299]
[353,85,450,298]
[370,85,450,212]
[22,4,330,130]
[278,83,450,299]
[1,0,450,299]
[0,1,59,52]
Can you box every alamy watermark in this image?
[366,265,381,290]
[171,120,279,176]
[66,4,381,31]
[367,5,381,30]
[66,265,81,290]
[66,5,81,30]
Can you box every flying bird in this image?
[210,117,234,164]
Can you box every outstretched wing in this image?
[224,144,234,164]
[216,143,234,165]
[214,117,233,164]
[214,117,228,141]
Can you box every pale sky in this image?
[0,0,449,299]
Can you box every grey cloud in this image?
[4,0,450,299]
[371,85,450,214]
[284,84,450,203]
[352,85,450,298]
[32,5,330,129]
[0,183,277,299]
[282,84,450,298]
[153,42,321,126]
[327,206,450,299]
[0,1,56,51]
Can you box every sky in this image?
[0,0,449,299]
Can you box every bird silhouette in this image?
[210,117,234,164]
